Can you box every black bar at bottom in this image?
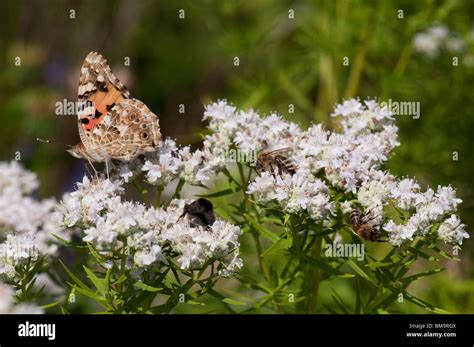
[0,314,472,346]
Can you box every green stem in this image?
[308,235,323,313]
[222,167,243,189]
[173,179,185,199]
[251,228,268,279]
[238,162,269,280]
[19,277,28,301]
[156,186,163,207]
[116,245,127,313]
[237,163,247,191]
[132,180,148,195]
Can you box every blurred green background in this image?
[1,0,473,313]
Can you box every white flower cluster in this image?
[158,200,242,276]
[202,99,469,247]
[204,99,398,222]
[0,283,42,314]
[0,161,67,279]
[248,172,335,222]
[383,184,467,246]
[413,25,464,58]
[353,168,468,246]
[319,99,399,192]
[203,100,302,170]
[57,177,242,275]
[116,138,214,187]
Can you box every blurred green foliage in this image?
[1,0,473,313]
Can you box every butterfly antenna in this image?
[36,138,73,148]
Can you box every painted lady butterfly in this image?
[67,52,161,163]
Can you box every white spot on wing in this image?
[93,128,103,136]
[117,124,128,135]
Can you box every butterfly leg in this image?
[86,158,99,180]
[83,164,93,180]
[105,159,110,180]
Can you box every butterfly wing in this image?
[84,98,161,161]
[77,51,130,142]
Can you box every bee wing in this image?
[360,208,379,224]
[264,147,293,156]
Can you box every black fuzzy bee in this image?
[178,198,216,228]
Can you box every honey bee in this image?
[255,148,297,176]
[349,208,382,242]
[177,198,216,229]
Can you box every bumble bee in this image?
[255,148,297,176]
[349,208,382,242]
[177,198,216,228]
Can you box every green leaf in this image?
[214,203,234,221]
[39,298,64,310]
[425,243,460,261]
[86,243,107,262]
[246,214,279,242]
[408,246,439,261]
[365,261,395,270]
[83,266,107,294]
[396,257,417,279]
[323,304,339,314]
[205,288,227,301]
[58,260,89,291]
[229,180,240,193]
[366,253,405,270]
[186,300,205,306]
[384,201,404,224]
[370,291,399,312]
[401,268,444,283]
[197,188,237,198]
[331,289,350,314]
[338,273,356,278]
[303,255,345,277]
[51,233,80,247]
[134,282,163,292]
[261,236,292,257]
[346,259,377,285]
[355,278,362,314]
[402,291,451,314]
[222,298,246,306]
[114,274,127,285]
[73,285,107,304]
[261,216,283,226]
